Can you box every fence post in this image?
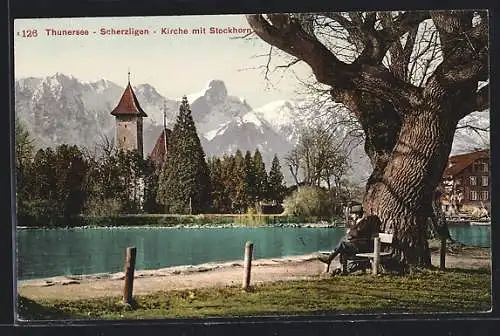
[242,241,254,290]
[440,237,446,270]
[372,237,380,275]
[123,246,137,304]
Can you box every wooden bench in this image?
[319,232,394,275]
[354,233,393,275]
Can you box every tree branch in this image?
[247,13,423,111]
[354,11,430,65]
[246,14,349,85]
[472,84,489,112]
[427,11,489,89]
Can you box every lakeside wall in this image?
[16,214,344,228]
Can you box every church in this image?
[110,72,170,165]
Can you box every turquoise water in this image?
[448,225,490,248]
[16,225,490,280]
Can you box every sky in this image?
[14,15,313,108]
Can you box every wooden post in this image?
[123,246,137,304]
[372,237,380,275]
[440,237,446,270]
[242,241,254,290]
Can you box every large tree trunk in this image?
[337,90,456,269]
[363,106,459,268]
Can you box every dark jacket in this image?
[346,215,381,253]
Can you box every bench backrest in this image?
[378,233,393,244]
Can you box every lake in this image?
[16,225,490,280]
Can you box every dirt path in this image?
[18,249,490,301]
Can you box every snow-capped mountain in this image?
[253,100,307,143]
[451,111,490,155]
[203,110,293,160]
[14,73,490,185]
[183,80,295,170]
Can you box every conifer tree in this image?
[220,154,236,213]
[157,96,211,214]
[253,149,268,204]
[208,156,225,213]
[267,154,286,204]
[243,150,257,208]
[232,150,246,212]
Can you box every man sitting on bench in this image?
[319,215,382,273]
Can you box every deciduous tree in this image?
[247,11,489,270]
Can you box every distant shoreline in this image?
[16,222,345,230]
[15,214,347,229]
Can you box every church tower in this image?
[110,72,148,158]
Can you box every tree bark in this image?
[364,108,459,267]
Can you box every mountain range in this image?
[14,73,490,185]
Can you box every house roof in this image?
[443,148,489,177]
[111,82,148,117]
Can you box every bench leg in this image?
[341,258,348,275]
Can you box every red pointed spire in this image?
[110,72,147,117]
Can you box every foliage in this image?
[15,122,152,219]
[15,114,288,219]
[15,119,36,217]
[156,96,212,214]
[243,150,257,206]
[267,154,286,203]
[207,156,227,212]
[84,148,147,215]
[285,124,350,190]
[23,144,88,218]
[283,186,333,218]
[205,150,287,214]
[232,150,247,212]
[253,149,269,204]
[15,118,35,171]
[142,158,161,213]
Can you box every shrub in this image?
[283,186,333,218]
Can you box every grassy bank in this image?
[18,267,490,320]
[17,213,342,228]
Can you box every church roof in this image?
[149,128,171,166]
[111,82,148,117]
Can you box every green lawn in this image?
[18,267,491,320]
